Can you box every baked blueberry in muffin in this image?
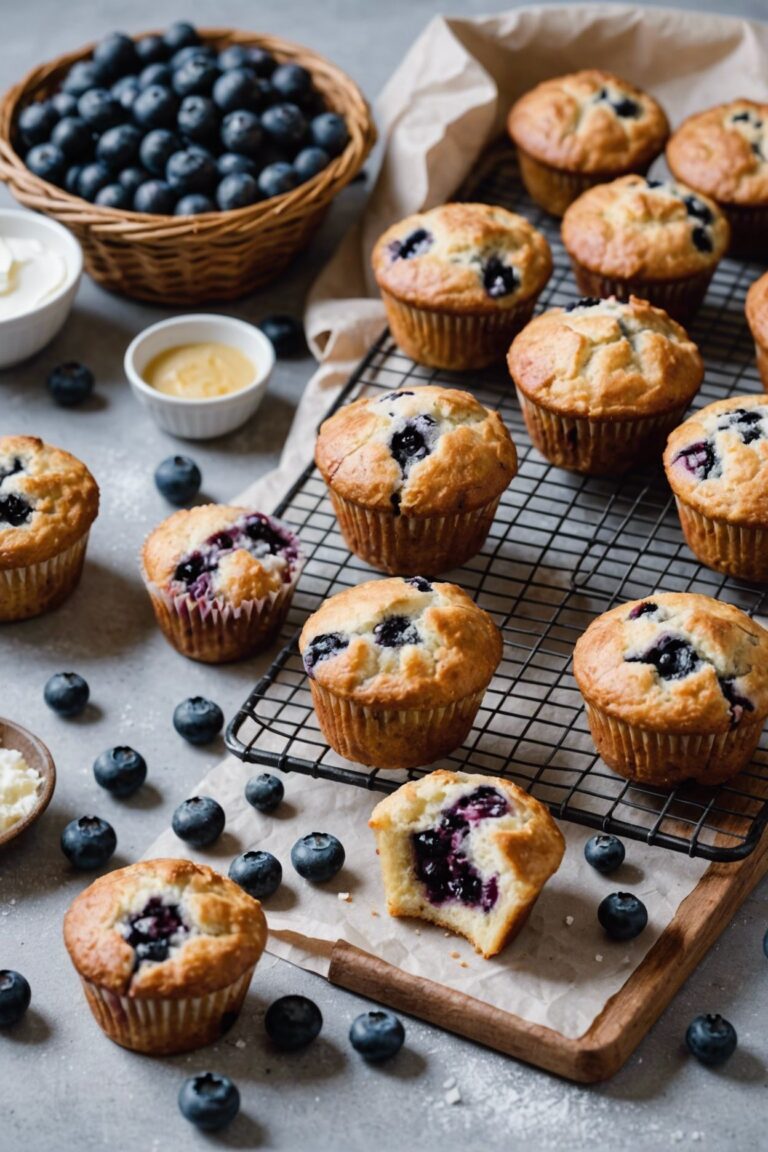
[369,770,564,957]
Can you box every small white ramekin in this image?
[124,313,276,440]
[0,209,82,368]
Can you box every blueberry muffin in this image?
[315,385,517,574]
[667,101,768,254]
[371,203,552,369]
[745,271,768,390]
[63,859,267,1055]
[664,396,768,583]
[142,505,304,663]
[507,70,670,216]
[573,593,768,787]
[0,435,99,621]
[369,770,564,957]
[299,577,502,770]
[561,175,730,322]
[508,295,703,476]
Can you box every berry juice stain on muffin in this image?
[170,511,299,599]
[123,897,190,965]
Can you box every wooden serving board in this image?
[327,834,768,1083]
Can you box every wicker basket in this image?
[0,29,375,304]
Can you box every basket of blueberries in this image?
[0,22,375,304]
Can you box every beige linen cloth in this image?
[148,5,768,1041]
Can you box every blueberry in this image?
[482,256,519,299]
[173,696,224,744]
[0,493,32,527]
[673,439,719,480]
[154,454,202,504]
[718,677,754,729]
[628,635,700,681]
[406,576,432,592]
[584,834,625,874]
[291,832,345,883]
[310,112,349,157]
[685,1014,737,1066]
[261,102,307,148]
[258,161,299,199]
[683,194,713,224]
[118,166,149,196]
[65,165,84,194]
[177,95,219,145]
[93,746,147,798]
[133,179,176,214]
[303,632,349,676]
[612,96,640,118]
[77,160,112,201]
[175,193,215,215]
[44,671,89,716]
[93,32,138,82]
[692,226,713,253]
[132,85,179,131]
[374,615,421,648]
[717,406,765,446]
[388,228,433,261]
[61,815,116,870]
[217,151,258,178]
[349,1010,405,1062]
[217,45,251,72]
[163,22,200,54]
[173,57,219,99]
[166,149,217,195]
[763,926,768,958]
[627,601,658,619]
[138,63,172,90]
[229,850,282,899]
[112,76,141,112]
[597,892,648,940]
[139,129,181,176]
[25,143,66,184]
[212,67,263,114]
[220,109,263,157]
[178,1073,239,1132]
[245,46,277,78]
[0,971,31,1027]
[264,995,322,1050]
[52,92,79,118]
[62,60,108,97]
[216,172,259,211]
[136,35,168,67]
[95,183,131,208]
[171,46,212,73]
[17,101,58,148]
[77,88,124,133]
[50,116,93,162]
[259,314,305,357]
[245,772,285,813]
[294,146,330,182]
[172,796,225,847]
[390,415,436,473]
[564,296,602,312]
[96,124,143,170]
[271,63,312,103]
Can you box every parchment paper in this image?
[146,4,768,1040]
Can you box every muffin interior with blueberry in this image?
[141,503,304,663]
[299,576,502,770]
[63,858,267,1055]
[369,770,564,957]
[372,203,552,369]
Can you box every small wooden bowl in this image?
[0,718,55,849]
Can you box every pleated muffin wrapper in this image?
[0,531,90,622]
[515,388,689,478]
[328,489,502,576]
[79,963,256,1056]
[380,288,539,371]
[583,701,764,788]
[308,681,487,770]
[516,149,653,218]
[673,498,768,584]
[568,262,715,325]
[720,202,768,260]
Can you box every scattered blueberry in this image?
[18,101,58,148]
[154,455,202,505]
[93,746,147,798]
[685,1014,738,1066]
[77,88,124,133]
[25,143,66,185]
[50,116,93,162]
[93,32,138,82]
[46,362,94,407]
[294,146,330,182]
[258,314,305,357]
[258,161,299,199]
[584,834,626,875]
[139,128,180,176]
[44,671,89,716]
[349,1010,405,1062]
[61,816,117,870]
[173,696,224,744]
[132,85,179,131]
[264,994,322,1050]
[178,1073,240,1132]
[172,797,225,847]
[309,112,348,157]
[0,971,31,1027]
[96,124,143,170]
[163,22,200,55]
[175,193,215,215]
[597,892,648,940]
[166,148,217,194]
[271,63,312,103]
[261,102,307,148]
[229,850,282,899]
[245,773,285,813]
[77,160,113,201]
[133,179,176,214]
[177,94,219,145]
[291,832,345,883]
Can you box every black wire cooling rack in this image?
[226,143,768,863]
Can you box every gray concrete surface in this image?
[1,2,767,1150]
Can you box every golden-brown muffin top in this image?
[573,593,768,734]
[664,395,768,525]
[508,295,703,419]
[745,270,768,346]
[0,435,99,568]
[315,385,517,517]
[508,70,669,174]
[299,577,502,709]
[562,175,730,281]
[667,101,768,207]
[142,504,303,608]
[372,203,552,312]
[63,858,267,999]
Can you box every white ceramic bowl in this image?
[0,209,82,368]
[124,314,276,440]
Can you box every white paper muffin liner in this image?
[673,498,768,584]
[0,531,90,622]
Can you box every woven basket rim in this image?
[0,27,376,240]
